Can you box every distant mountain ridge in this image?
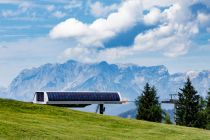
[0,60,210,115]
[7,60,171,100]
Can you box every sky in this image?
[0,0,210,87]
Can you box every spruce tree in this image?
[164,112,172,124]
[175,77,201,127]
[136,83,162,122]
[206,89,210,129]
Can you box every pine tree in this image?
[206,89,210,129]
[164,112,172,124]
[175,77,202,127]
[136,83,162,122]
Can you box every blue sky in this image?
[0,0,210,86]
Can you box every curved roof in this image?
[46,91,121,102]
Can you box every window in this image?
[36,92,44,102]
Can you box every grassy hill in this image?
[0,98,210,140]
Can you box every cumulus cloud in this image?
[141,0,201,10]
[143,7,161,25]
[196,12,210,36]
[89,1,118,17]
[50,0,143,47]
[87,3,198,60]
[50,0,205,62]
[50,18,89,38]
[141,0,174,10]
[96,22,195,60]
[134,3,199,57]
[115,2,199,58]
[197,12,210,26]
[137,24,193,57]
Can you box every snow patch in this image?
[186,71,199,79]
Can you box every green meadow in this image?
[0,98,210,140]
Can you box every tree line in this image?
[135,77,210,129]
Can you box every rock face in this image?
[2,60,210,115]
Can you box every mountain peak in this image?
[98,61,109,66]
[65,59,78,65]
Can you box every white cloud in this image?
[0,37,76,86]
[62,47,96,62]
[1,10,17,17]
[61,2,200,62]
[64,0,83,10]
[0,0,209,86]
[52,11,66,18]
[196,11,210,34]
[98,47,133,62]
[1,1,33,18]
[50,18,89,38]
[50,0,206,63]
[50,0,143,47]
[143,7,161,25]
[89,1,118,17]
[197,12,210,26]
[141,0,201,10]
[19,1,31,12]
[142,0,174,10]
[61,46,133,63]
[131,3,198,57]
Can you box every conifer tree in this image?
[175,77,201,127]
[136,83,162,122]
[206,89,210,129]
[164,112,172,124]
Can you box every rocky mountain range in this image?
[1,60,209,115]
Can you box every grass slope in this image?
[0,99,210,140]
